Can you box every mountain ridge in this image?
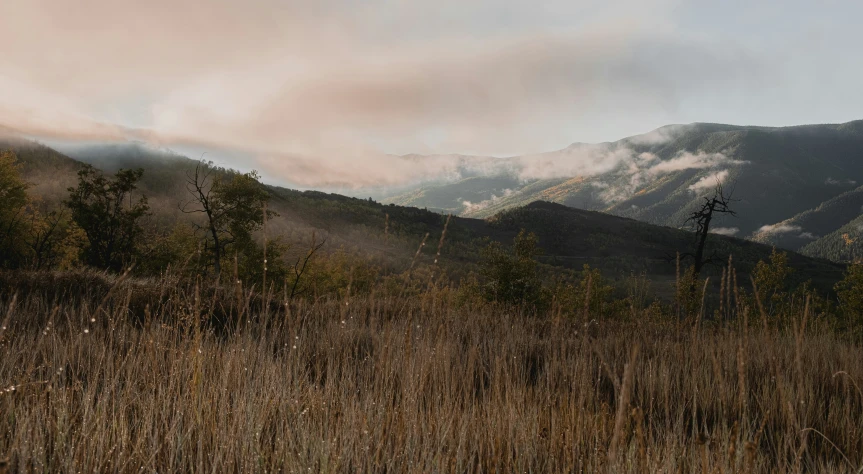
[381,119,863,261]
[0,138,845,293]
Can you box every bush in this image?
[752,248,793,315]
[0,151,30,267]
[479,230,548,310]
[835,262,863,330]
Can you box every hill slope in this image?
[382,120,863,259]
[3,140,844,293]
[0,137,83,205]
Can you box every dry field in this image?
[0,273,862,473]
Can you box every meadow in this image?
[1,271,861,473]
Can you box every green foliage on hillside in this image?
[800,214,863,262]
[0,151,86,269]
[65,165,151,271]
[835,262,863,330]
[0,151,30,266]
[478,230,547,309]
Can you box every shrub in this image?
[835,262,863,330]
[479,230,547,310]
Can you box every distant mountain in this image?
[0,139,844,293]
[799,214,863,263]
[381,120,863,261]
[751,185,863,250]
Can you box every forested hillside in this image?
[381,120,863,261]
[14,141,842,288]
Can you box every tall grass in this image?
[0,271,861,472]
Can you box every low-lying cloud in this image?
[825,177,857,186]
[245,138,749,193]
[0,0,786,190]
[4,0,860,192]
[758,223,802,235]
[688,170,730,193]
[710,227,739,236]
[462,189,518,213]
[757,224,819,241]
[571,149,744,204]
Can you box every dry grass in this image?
[1,274,862,472]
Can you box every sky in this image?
[1,0,862,189]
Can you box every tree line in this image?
[1,148,862,330]
[0,151,294,284]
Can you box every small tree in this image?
[752,248,793,316]
[65,165,150,271]
[137,223,200,276]
[835,262,863,329]
[0,151,30,266]
[24,207,85,270]
[479,230,546,308]
[182,161,274,278]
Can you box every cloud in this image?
[798,232,818,240]
[5,0,860,194]
[0,0,781,189]
[758,223,802,235]
[507,147,744,204]
[647,152,741,175]
[689,170,730,193]
[462,188,518,213]
[710,227,739,236]
[824,177,857,186]
[585,150,743,203]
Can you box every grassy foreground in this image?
[0,273,862,473]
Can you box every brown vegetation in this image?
[2,143,863,472]
[0,271,861,472]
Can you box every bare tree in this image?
[182,161,222,274]
[181,160,271,279]
[684,182,737,277]
[288,231,326,300]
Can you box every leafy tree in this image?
[65,165,150,271]
[297,245,379,300]
[0,151,30,266]
[576,264,614,317]
[835,262,863,329]
[182,161,274,278]
[752,248,792,314]
[675,264,702,318]
[23,207,85,270]
[137,223,201,275]
[479,230,547,309]
[454,272,484,309]
[549,264,614,319]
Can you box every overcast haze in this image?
[1,0,862,188]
